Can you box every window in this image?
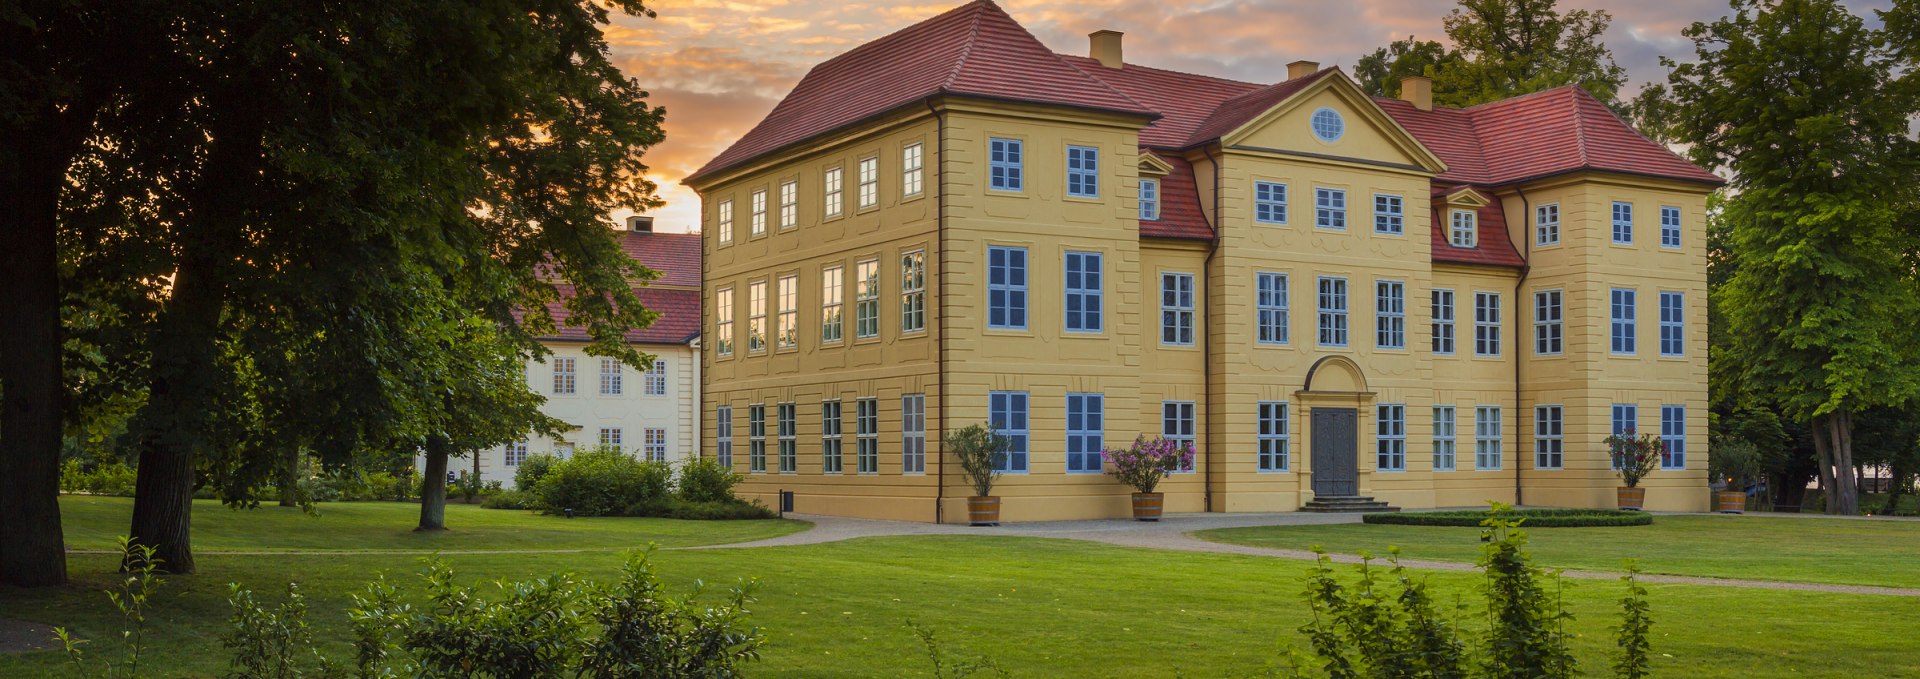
[553,357,576,394]
[1661,405,1686,469]
[1258,402,1290,472]
[1374,194,1403,234]
[900,251,926,333]
[1612,201,1633,244]
[1534,290,1563,356]
[1474,406,1502,470]
[715,406,733,469]
[1474,292,1501,357]
[989,391,1029,473]
[1064,251,1103,333]
[1161,272,1195,345]
[902,143,923,197]
[988,138,1023,191]
[1449,209,1477,247]
[748,280,767,353]
[987,246,1028,330]
[644,428,667,463]
[750,189,767,237]
[1311,107,1344,141]
[856,397,878,474]
[1376,404,1406,471]
[1536,203,1559,246]
[1661,206,1681,248]
[1162,401,1197,472]
[1612,404,1638,469]
[824,167,844,217]
[1659,292,1685,357]
[1139,178,1159,220]
[777,403,796,473]
[822,400,844,474]
[1376,280,1405,349]
[600,427,623,451]
[1611,288,1636,354]
[1256,272,1288,344]
[717,199,734,245]
[821,266,843,343]
[715,288,734,356]
[1432,406,1456,471]
[748,404,766,473]
[1255,181,1288,224]
[777,180,797,230]
[1066,393,1104,473]
[1066,145,1099,198]
[1432,290,1455,355]
[504,441,528,467]
[644,360,667,396]
[902,394,926,474]
[857,157,878,209]
[554,443,573,459]
[1535,405,1563,469]
[1315,188,1346,229]
[1317,276,1348,347]
[855,259,879,339]
[776,274,797,350]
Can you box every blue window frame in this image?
[1064,251,1103,333]
[1660,206,1681,248]
[987,246,1027,330]
[1611,403,1638,469]
[1315,188,1346,229]
[1138,178,1159,220]
[1659,291,1684,356]
[1317,276,1348,347]
[1256,272,1288,344]
[988,391,1029,473]
[1661,405,1686,469]
[1611,288,1636,354]
[1374,194,1403,234]
[1161,272,1195,345]
[1258,401,1289,472]
[1066,393,1104,473]
[1376,404,1406,471]
[1162,401,1197,472]
[989,138,1023,191]
[1254,181,1287,224]
[1375,280,1405,349]
[1066,145,1099,197]
[1612,201,1633,244]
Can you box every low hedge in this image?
[1363,508,1652,528]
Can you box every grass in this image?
[1198,513,1920,589]
[3,497,1917,677]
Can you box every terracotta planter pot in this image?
[1716,491,1746,514]
[967,496,1001,526]
[1617,486,1647,511]
[1131,492,1164,521]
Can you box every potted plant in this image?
[1604,428,1663,511]
[1103,435,1195,521]
[947,422,1011,526]
[1709,438,1763,514]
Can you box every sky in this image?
[605,0,1896,233]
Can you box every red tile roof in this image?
[684,0,1156,185]
[1056,56,1261,149]
[1430,193,1526,268]
[1179,70,1337,148]
[524,286,701,345]
[1141,155,1213,240]
[618,230,701,288]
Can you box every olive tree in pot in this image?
[1104,435,1195,521]
[947,422,1011,526]
[1605,428,1664,511]
[1710,438,1763,514]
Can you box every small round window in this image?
[1310,107,1344,142]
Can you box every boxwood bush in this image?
[531,448,672,517]
[1363,508,1652,527]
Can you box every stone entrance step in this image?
[1301,495,1401,513]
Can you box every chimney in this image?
[1287,60,1319,80]
[625,215,654,233]
[1089,30,1123,69]
[1399,75,1433,111]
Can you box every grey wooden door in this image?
[1312,408,1359,496]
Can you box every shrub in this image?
[55,538,163,678]
[1102,435,1194,493]
[1363,508,1652,528]
[482,489,542,510]
[60,459,137,497]
[515,453,560,491]
[678,456,744,504]
[1605,429,1664,488]
[945,422,1011,497]
[533,447,672,517]
[658,499,777,521]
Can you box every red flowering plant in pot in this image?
[1604,428,1664,511]
[1103,435,1195,521]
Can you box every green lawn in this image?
[2,499,1916,677]
[1197,513,1920,589]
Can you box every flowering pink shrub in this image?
[1603,428,1664,488]
[1103,435,1195,493]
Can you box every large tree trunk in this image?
[1811,416,1836,510]
[127,254,227,575]
[0,121,71,588]
[1833,410,1860,515]
[417,435,450,531]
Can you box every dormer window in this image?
[1450,209,1477,247]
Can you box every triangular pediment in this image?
[1138,151,1175,176]
[1441,186,1492,208]
[1218,72,1447,175]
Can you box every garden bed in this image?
[1363,508,1652,527]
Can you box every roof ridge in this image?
[940,2,988,90]
[1056,53,1263,89]
[1462,83,1584,111]
[1567,87,1592,171]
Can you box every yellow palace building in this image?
[683,0,1719,522]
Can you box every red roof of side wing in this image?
[1141,155,1213,240]
[618,230,701,288]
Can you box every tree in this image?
[1353,38,1462,99]
[413,315,569,532]
[1662,0,1920,515]
[1358,0,1628,108]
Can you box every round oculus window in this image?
[1310,107,1344,142]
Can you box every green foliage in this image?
[295,471,408,503]
[945,422,1011,497]
[60,459,138,497]
[532,447,674,517]
[1709,437,1765,490]
[1603,432,1664,488]
[1363,509,1652,528]
[654,500,778,521]
[54,537,163,678]
[1354,38,1464,98]
[909,621,1007,679]
[1477,503,1578,678]
[1358,0,1627,107]
[678,456,744,504]
[1614,561,1653,679]
[515,453,562,492]
[450,471,504,503]
[481,489,541,511]
[222,582,341,678]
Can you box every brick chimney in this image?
[1089,30,1123,69]
[1287,60,1319,80]
[1399,75,1433,111]
[625,215,654,233]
